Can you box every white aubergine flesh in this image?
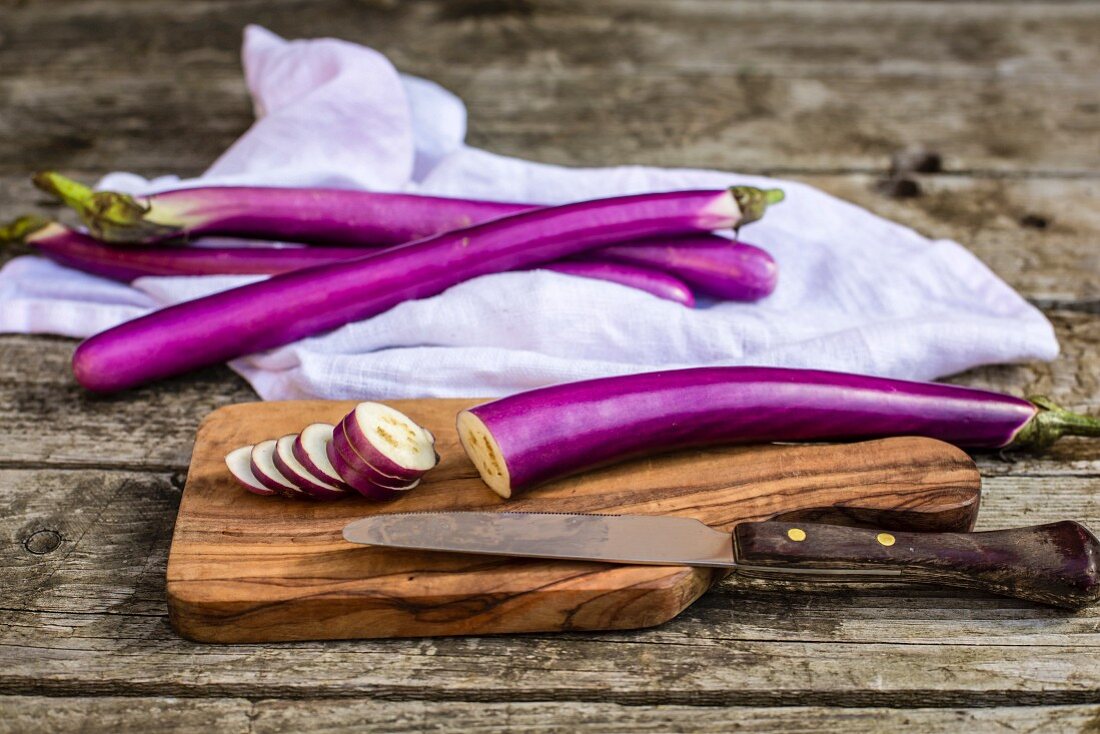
[273,434,348,500]
[250,439,306,498]
[331,424,425,490]
[340,401,439,481]
[225,445,277,496]
[292,423,349,488]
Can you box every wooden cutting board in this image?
[167,400,982,643]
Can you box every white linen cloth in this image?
[0,26,1058,399]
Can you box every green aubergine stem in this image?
[1013,396,1100,449]
[729,187,785,226]
[32,171,180,243]
[0,214,50,245]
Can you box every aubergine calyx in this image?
[729,186,785,227]
[32,171,181,244]
[0,215,50,246]
[1012,395,1100,450]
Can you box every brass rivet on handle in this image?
[876,532,896,547]
[787,528,806,542]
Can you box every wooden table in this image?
[2,2,1098,731]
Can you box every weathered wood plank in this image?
[3,697,1097,734]
[5,608,1100,705]
[1,1,1099,175]
[0,469,179,616]
[5,68,1097,177]
[794,175,1100,308]
[0,696,251,734]
[0,335,255,470]
[1,310,1095,472]
[3,468,1100,706]
[250,701,1100,733]
[11,0,1100,81]
[4,467,1097,637]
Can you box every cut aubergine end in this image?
[341,402,438,480]
[273,434,348,500]
[250,439,306,499]
[293,423,348,488]
[456,410,512,499]
[225,445,277,496]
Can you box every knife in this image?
[343,512,1100,609]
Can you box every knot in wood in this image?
[24,529,62,555]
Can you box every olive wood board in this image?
[167,400,982,643]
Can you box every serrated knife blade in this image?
[342,511,737,567]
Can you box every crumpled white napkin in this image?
[0,25,1058,399]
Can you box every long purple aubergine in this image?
[35,174,780,301]
[71,187,782,392]
[456,367,1100,497]
[591,235,776,301]
[34,172,531,246]
[0,216,360,281]
[2,217,694,305]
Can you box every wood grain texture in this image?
[4,471,1097,642]
[8,609,1100,706]
[1,0,1098,727]
[167,401,980,641]
[1,311,1096,473]
[0,697,252,734]
[3,698,1099,734]
[733,519,1100,609]
[2,1,1100,176]
[245,701,1100,734]
[4,473,1100,707]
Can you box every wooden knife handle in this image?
[732,520,1100,609]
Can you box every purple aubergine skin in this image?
[292,428,350,490]
[73,189,766,392]
[37,174,780,301]
[12,217,754,305]
[271,450,342,500]
[332,423,424,488]
[272,436,348,500]
[26,223,359,281]
[460,367,1042,494]
[592,235,777,301]
[325,441,407,501]
[340,408,438,480]
[226,447,278,496]
[235,477,277,497]
[94,186,530,246]
[536,260,695,307]
[249,454,303,499]
[25,223,696,305]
